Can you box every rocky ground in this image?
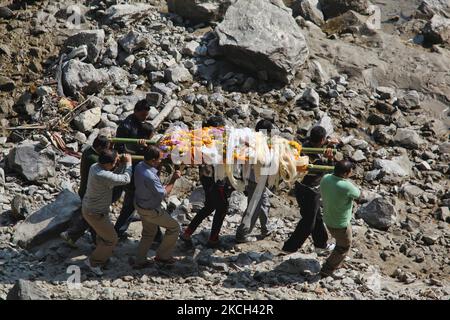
[0,0,449,300]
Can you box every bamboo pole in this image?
[129,155,334,171]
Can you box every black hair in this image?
[255,119,273,133]
[144,146,161,161]
[141,122,155,138]
[334,159,354,176]
[134,99,150,112]
[310,126,327,144]
[93,135,110,150]
[203,115,225,128]
[98,150,118,165]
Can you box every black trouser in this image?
[282,183,328,252]
[114,187,162,241]
[187,182,229,241]
[66,187,123,243]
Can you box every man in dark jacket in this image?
[282,126,340,254]
[113,100,159,240]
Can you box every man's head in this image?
[310,126,327,146]
[134,99,150,122]
[141,122,155,139]
[98,149,119,171]
[144,146,162,168]
[255,119,273,135]
[92,135,111,153]
[203,115,225,128]
[334,159,354,178]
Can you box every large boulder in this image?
[292,0,325,26]
[418,0,450,18]
[319,0,370,19]
[13,190,81,249]
[62,60,109,97]
[393,128,425,149]
[167,0,236,23]
[73,107,102,132]
[63,29,105,63]
[373,154,413,178]
[356,197,397,230]
[7,141,56,182]
[6,280,49,300]
[216,0,309,84]
[423,14,450,45]
[104,4,153,25]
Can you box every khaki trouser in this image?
[135,205,180,263]
[82,210,118,267]
[322,225,352,273]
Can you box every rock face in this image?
[423,14,450,44]
[13,190,81,249]
[62,60,109,97]
[356,197,397,230]
[319,0,370,19]
[216,0,309,83]
[7,141,56,182]
[73,107,102,132]
[63,30,105,63]
[6,280,49,300]
[167,0,236,23]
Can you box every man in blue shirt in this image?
[132,146,182,268]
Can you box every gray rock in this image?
[401,184,424,201]
[118,31,150,54]
[59,155,81,166]
[108,66,130,90]
[216,0,309,83]
[310,114,334,136]
[169,107,183,121]
[422,233,440,245]
[0,6,14,19]
[374,154,412,178]
[7,280,49,300]
[278,255,321,275]
[11,195,32,221]
[356,197,397,230]
[376,86,396,100]
[293,0,325,26]
[7,141,56,182]
[351,149,366,162]
[303,87,320,107]
[13,190,81,249]
[104,36,118,60]
[182,41,201,57]
[63,30,105,63]
[401,90,420,108]
[439,142,450,154]
[104,4,153,25]
[228,191,247,215]
[165,64,193,83]
[62,60,109,97]
[319,0,370,19]
[0,75,15,92]
[418,0,450,18]
[167,0,236,23]
[423,14,450,44]
[393,128,424,149]
[0,167,4,185]
[152,83,173,97]
[73,107,101,132]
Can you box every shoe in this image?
[206,239,220,248]
[260,228,273,239]
[60,232,78,249]
[84,259,104,276]
[129,257,153,270]
[319,269,343,280]
[154,256,177,265]
[315,243,336,255]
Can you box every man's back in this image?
[79,146,99,198]
[320,174,360,229]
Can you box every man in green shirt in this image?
[319,159,360,278]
